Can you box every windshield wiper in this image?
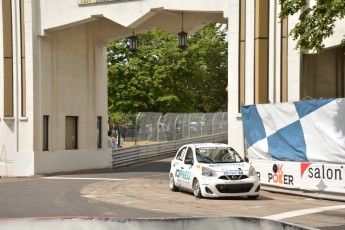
[213,161,237,163]
[198,160,213,163]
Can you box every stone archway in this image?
[28,0,230,176]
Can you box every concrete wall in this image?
[32,21,111,175]
[35,149,111,175]
[1,1,112,176]
[227,0,345,156]
[39,23,107,151]
[38,0,229,37]
[0,0,35,176]
[227,1,245,155]
[1,0,230,176]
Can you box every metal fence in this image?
[130,112,228,144]
[111,112,228,167]
[112,133,228,168]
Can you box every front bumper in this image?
[199,176,260,198]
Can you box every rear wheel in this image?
[169,173,178,191]
[193,178,202,198]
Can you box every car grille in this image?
[215,183,254,193]
[218,175,249,180]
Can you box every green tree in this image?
[107,23,228,115]
[279,0,345,53]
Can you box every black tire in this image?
[247,195,259,200]
[193,178,202,198]
[169,173,179,191]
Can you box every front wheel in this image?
[193,178,202,198]
[169,173,178,191]
[247,195,259,200]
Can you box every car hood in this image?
[203,162,250,172]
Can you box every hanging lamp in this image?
[178,12,188,50]
[128,29,138,52]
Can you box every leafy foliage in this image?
[107,23,228,116]
[279,0,345,53]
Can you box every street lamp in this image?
[128,29,138,52]
[178,12,188,50]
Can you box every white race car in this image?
[169,143,260,199]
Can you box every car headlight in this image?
[202,167,217,177]
[248,165,257,177]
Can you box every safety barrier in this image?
[240,99,345,201]
[112,133,227,168]
[252,159,345,202]
[0,216,315,230]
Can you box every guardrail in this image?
[112,133,227,168]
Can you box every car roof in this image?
[191,143,229,148]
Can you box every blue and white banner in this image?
[241,98,345,163]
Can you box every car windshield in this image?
[196,147,244,163]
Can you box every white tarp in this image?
[241,98,345,163]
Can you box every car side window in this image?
[184,147,194,164]
[176,147,187,161]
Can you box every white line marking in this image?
[251,206,263,209]
[123,201,139,204]
[264,205,345,220]
[82,194,123,198]
[43,177,124,181]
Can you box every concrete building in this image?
[0,0,344,176]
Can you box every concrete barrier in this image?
[252,159,345,201]
[0,217,316,230]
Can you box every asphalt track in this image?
[1,157,345,229]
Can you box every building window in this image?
[20,0,26,117]
[97,116,102,148]
[254,0,269,104]
[239,0,246,112]
[65,116,78,150]
[43,116,49,151]
[302,46,345,99]
[2,0,13,117]
[281,4,288,102]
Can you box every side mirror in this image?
[185,158,194,165]
[244,156,249,163]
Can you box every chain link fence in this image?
[122,112,227,145]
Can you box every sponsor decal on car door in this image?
[173,147,187,187]
[175,167,192,188]
[175,147,194,189]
